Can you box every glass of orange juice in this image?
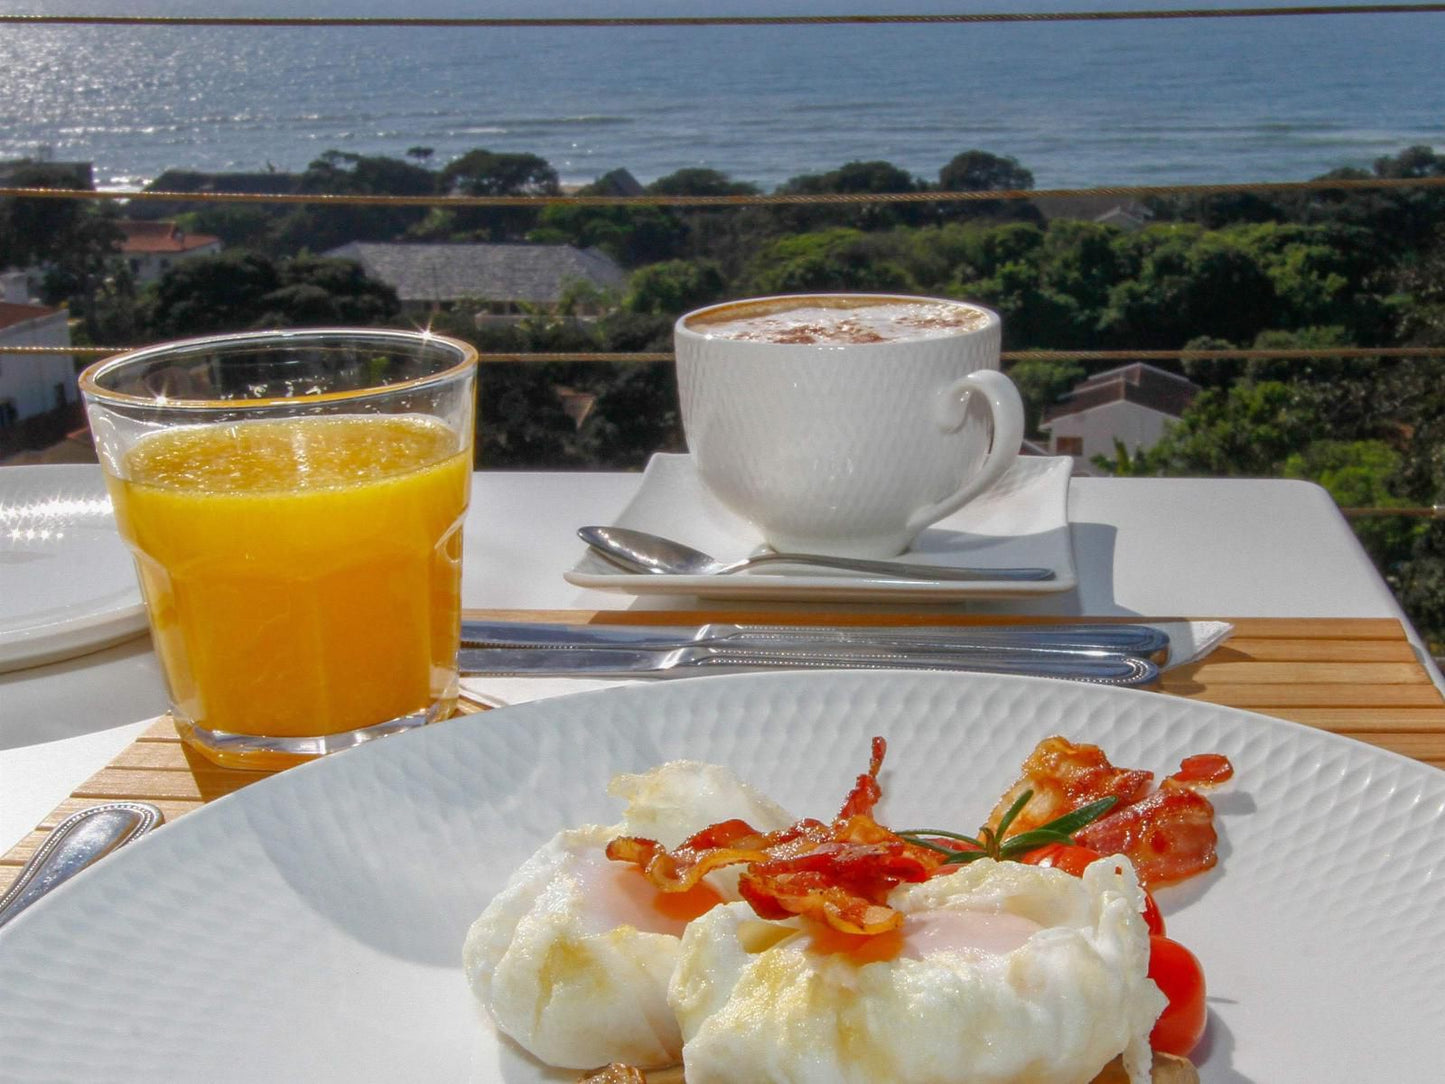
[80,328,479,770]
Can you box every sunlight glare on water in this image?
[1,0,1441,189]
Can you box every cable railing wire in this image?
[4,9,1440,525]
[1341,506,1445,518]
[11,346,1443,365]
[4,175,1445,209]
[4,6,1443,28]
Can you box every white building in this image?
[1039,363,1198,474]
[118,220,222,285]
[0,300,76,431]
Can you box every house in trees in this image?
[323,242,626,322]
[1033,194,1155,232]
[0,294,77,449]
[117,220,223,285]
[1039,363,1198,474]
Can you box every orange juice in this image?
[107,414,470,763]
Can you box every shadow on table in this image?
[0,635,164,751]
[1059,520,1128,614]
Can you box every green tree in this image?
[1285,145,1445,258]
[1396,225,1445,345]
[582,362,685,468]
[1354,356,1445,650]
[532,201,686,267]
[475,361,593,468]
[645,168,765,272]
[144,251,282,337]
[623,259,728,316]
[1098,381,1321,477]
[1034,220,1130,338]
[648,168,759,198]
[939,222,1084,348]
[437,149,559,242]
[274,151,439,253]
[597,310,673,353]
[957,259,1079,350]
[1282,440,1424,567]
[252,254,402,328]
[1149,190,1287,229]
[1240,326,1363,385]
[178,203,284,253]
[144,251,398,337]
[1101,226,1281,347]
[935,150,1042,224]
[0,162,124,336]
[0,162,117,270]
[82,266,145,347]
[772,160,925,233]
[743,228,916,294]
[1176,335,1242,389]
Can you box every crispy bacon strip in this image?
[837,735,887,820]
[1075,780,1224,887]
[1172,753,1234,787]
[607,738,944,934]
[605,818,833,894]
[739,815,941,934]
[984,736,1155,834]
[607,735,1233,938]
[986,737,1234,888]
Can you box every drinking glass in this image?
[80,328,478,770]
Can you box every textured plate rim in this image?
[1,670,1442,1083]
[0,465,148,672]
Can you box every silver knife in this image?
[458,644,1160,686]
[460,620,1170,661]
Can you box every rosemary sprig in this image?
[897,790,1118,866]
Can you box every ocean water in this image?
[1,0,1441,192]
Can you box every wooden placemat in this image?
[5,613,1442,893]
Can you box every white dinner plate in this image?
[1,672,1441,1082]
[0,464,147,672]
[564,452,1077,601]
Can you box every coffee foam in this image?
[689,299,990,345]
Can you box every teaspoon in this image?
[579,526,1055,582]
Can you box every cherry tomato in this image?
[1147,935,1207,1057]
[1022,843,1165,934]
[1021,841,1103,877]
[1139,890,1166,936]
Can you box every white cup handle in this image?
[904,368,1025,536]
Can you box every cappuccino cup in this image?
[674,293,1024,558]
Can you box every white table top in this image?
[2,467,1438,856]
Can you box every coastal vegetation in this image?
[2,145,1441,645]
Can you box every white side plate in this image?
[565,453,1077,601]
[0,465,147,672]
[0,671,1440,1082]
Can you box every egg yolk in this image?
[578,850,725,937]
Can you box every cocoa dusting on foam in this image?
[692,301,989,345]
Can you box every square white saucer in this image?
[563,453,1077,602]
